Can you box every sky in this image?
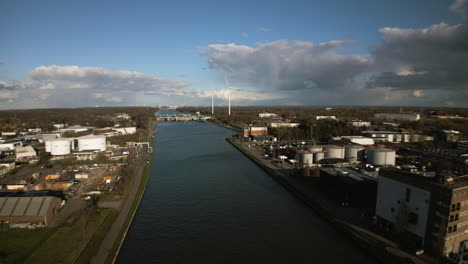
[0,0,467,109]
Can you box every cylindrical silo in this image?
[367,147,395,166]
[325,145,345,159]
[45,141,51,152]
[78,135,106,151]
[345,145,364,163]
[308,146,323,152]
[50,139,72,155]
[298,151,313,165]
[403,134,411,143]
[314,152,325,163]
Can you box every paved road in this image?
[90,150,149,264]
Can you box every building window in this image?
[457,203,461,211]
[450,215,454,222]
[455,214,459,221]
[454,225,458,232]
[406,188,411,203]
[448,226,453,233]
[409,212,419,225]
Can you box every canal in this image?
[117,112,376,263]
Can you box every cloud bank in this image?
[202,22,468,107]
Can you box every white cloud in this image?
[203,40,372,92]
[450,0,468,15]
[29,65,191,93]
[412,90,424,97]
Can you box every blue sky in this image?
[1,0,467,108]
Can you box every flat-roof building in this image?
[376,170,468,257]
[0,196,61,227]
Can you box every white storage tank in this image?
[50,139,72,155]
[45,141,51,152]
[307,146,323,152]
[298,151,313,165]
[77,135,106,152]
[314,152,325,163]
[325,145,345,159]
[345,145,365,162]
[367,147,396,166]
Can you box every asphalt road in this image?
[90,149,149,264]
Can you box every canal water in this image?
[117,111,376,263]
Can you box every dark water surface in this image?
[117,111,376,263]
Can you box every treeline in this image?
[0,107,158,132]
[179,106,468,140]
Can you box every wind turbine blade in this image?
[224,76,230,89]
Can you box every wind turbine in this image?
[224,76,233,116]
[211,89,214,115]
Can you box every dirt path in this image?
[90,150,149,264]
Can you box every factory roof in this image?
[381,169,468,191]
[0,196,59,217]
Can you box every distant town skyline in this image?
[1,0,467,109]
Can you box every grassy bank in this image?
[26,208,115,264]
[226,137,404,264]
[0,228,56,264]
[74,209,118,264]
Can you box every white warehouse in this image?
[77,135,106,152]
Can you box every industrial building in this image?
[0,141,22,151]
[367,147,396,166]
[268,122,300,128]
[375,170,468,257]
[0,196,61,227]
[58,125,95,133]
[347,120,371,127]
[243,126,268,137]
[361,131,433,143]
[259,112,277,118]
[342,136,375,145]
[374,113,420,122]
[442,130,462,142]
[15,145,37,162]
[316,116,337,120]
[114,127,137,135]
[320,167,377,207]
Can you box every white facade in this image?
[342,136,375,145]
[59,126,94,133]
[269,122,300,128]
[316,116,337,120]
[114,127,137,135]
[77,135,106,151]
[27,128,42,133]
[259,112,277,118]
[15,145,37,160]
[0,142,22,150]
[376,175,430,239]
[375,113,420,121]
[348,121,371,127]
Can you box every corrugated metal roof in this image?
[0,196,57,217]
